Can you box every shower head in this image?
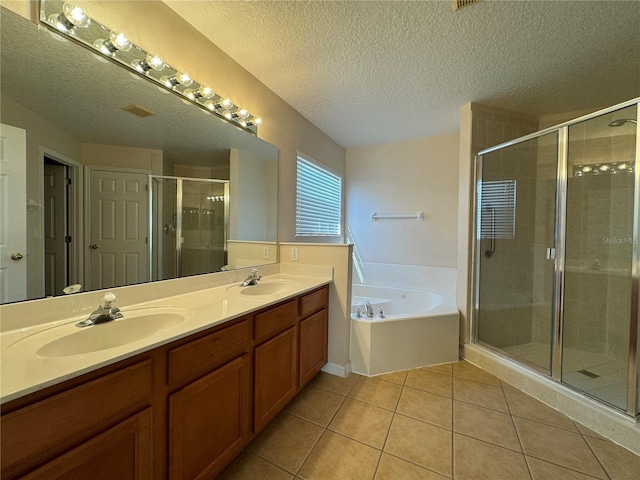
[608,118,637,127]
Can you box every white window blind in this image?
[296,156,342,236]
[479,180,516,239]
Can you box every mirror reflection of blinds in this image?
[296,156,342,236]
[479,180,516,239]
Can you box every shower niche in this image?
[473,99,639,416]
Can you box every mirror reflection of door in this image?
[43,157,69,296]
[0,123,26,303]
[87,168,149,290]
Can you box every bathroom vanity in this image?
[0,278,329,479]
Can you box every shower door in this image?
[475,132,560,373]
[474,98,640,416]
[150,176,229,280]
[561,105,637,411]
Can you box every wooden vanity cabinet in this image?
[1,284,329,480]
[167,320,251,480]
[253,286,329,432]
[0,360,154,479]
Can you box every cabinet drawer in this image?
[168,319,250,387]
[1,360,152,478]
[255,300,297,344]
[299,286,329,318]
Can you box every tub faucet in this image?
[76,292,123,328]
[364,300,374,318]
[241,268,262,287]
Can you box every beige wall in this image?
[345,133,459,268]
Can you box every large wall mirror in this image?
[0,6,278,305]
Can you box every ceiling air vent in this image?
[122,104,155,118]
[452,0,480,11]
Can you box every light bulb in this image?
[582,166,592,173]
[198,86,215,99]
[63,2,90,27]
[160,71,192,88]
[220,98,234,110]
[177,72,193,86]
[599,165,610,172]
[253,117,263,126]
[238,109,250,119]
[110,30,131,51]
[204,100,215,111]
[95,30,131,55]
[617,163,628,170]
[50,2,90,32]
[224,111,233,120]
[133,52,165,73]
[184,85,214,101]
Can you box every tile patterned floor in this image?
[217,360,640,480]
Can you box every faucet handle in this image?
[100,292,118,308]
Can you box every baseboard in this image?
[321,361,352,378]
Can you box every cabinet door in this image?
[21,409,153,480]
[169,355,250,480]
[299,309,328,388]
[254,326,297,432]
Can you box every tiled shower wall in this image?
[474,104,636,358]
[563,116,636,355]
[472,105,538,348]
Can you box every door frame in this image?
[39,147,82,297]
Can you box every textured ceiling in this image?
[164,0,640,148]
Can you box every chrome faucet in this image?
[76,292,123,328]
[364,300,374,318]
[241,268,262,287]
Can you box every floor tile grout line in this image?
[580,434,614,480]
[523,452,612,480]
[382,451,454,479]
[450,393,455,480]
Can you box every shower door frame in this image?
[470,97,640,418]
[148,175,230,280]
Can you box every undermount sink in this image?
[9,307,190,358]
[227,279,297,297]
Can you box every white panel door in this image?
[0,124,27,303]
[87,169,148,290]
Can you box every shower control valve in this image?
[378,307,385,318]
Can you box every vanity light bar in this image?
[573,162,634,177]
[40,0,261,134]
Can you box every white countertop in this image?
[0,270,331,404]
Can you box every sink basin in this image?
[227,279,297,297]
[9,307,190,358]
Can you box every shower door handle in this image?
[546,248,556,260]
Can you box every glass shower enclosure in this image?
[149,176,229,280]
[473,98,639,417]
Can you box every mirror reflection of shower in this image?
[149,176,229,281]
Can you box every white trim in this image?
[321,361,352,378]
[39,147,83,297]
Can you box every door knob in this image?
[10,252,23,260]
[90,244,99,249]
